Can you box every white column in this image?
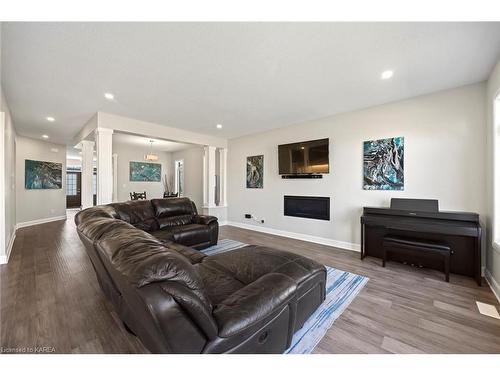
[112,153,118,202]
[203,145,217,208]
[218,148,227,207]
[81,140,95,209]
[95,128,114,205]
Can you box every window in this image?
[92,173,97,195]
[174,160,184,196]
[66,173,77,196]
[494,93,500,249]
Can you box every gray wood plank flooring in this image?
[1,213,499,353]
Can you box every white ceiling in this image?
[2,22,500,144]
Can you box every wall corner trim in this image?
[224,221,360,252]
[15,215,68,230]
[0,231,16,265]
[485,268,500,303]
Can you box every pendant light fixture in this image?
[144,140,159,161]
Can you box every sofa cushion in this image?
[202,246,326,291]
[110,200,158,231]
[195,262,246,305]
[159,240,207,265]
[96,228,208,302]
[213,273,297,337]
[152,197,196,218]
[153,224,212,247]
[156,214,194,229]
[75,205,118,226]
[78,216,135,242]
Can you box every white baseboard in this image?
[1,216,67,264]
[16,215,67,230]
[224,220,360,252]
[485,268,500,303]
[0,231,17,265]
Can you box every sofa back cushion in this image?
[96,228,211,306]
[78,216,135,242]
[151,198,197,228]
[75,205,118,226]
[110,200,158,232]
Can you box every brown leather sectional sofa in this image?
[75,198,326,353]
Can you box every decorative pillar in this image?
[95,128,114,205]
[112,153,118,202]
[203,146,217,208]
[218,148,227,207]
[80,139,95,209]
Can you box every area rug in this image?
[201,239,369,354]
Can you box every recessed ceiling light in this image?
[104,92,115,100]
[381,70,394,80]
[42,134,49,139]
[216,124,223,129]
[46,116,55,122]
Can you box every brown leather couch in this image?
[75,198,326,353]
[78,198,219,249]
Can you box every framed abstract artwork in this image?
[246,155,264,188]
[363,137,404,190]
[25,159,63,189]
[130,161,162,182]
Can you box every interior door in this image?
[66,171,82,208]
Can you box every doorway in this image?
[66,170,82,208]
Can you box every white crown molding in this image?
[16,215,67,230]
[485,268,500,303]
[224,221,360,252]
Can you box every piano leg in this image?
[360,223,365,259]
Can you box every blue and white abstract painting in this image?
[363,137,404,190]
[25,159,62,189]
[129,161,162,182]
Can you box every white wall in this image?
[486,57,500,299]
[227,83,486,252]
[1,84,17,263]
[15,136,67,224]
[113,141,172,202]
[171,146,204,211]
[1,90,16,258]
[1,22,17,263]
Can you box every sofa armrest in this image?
[192,215,218,225]
[213,273,297,338]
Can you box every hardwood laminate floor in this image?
[1,213,499,354]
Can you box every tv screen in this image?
[278,138,329,175]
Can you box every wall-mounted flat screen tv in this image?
[278,138,329,175]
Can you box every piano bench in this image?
[382,236,451,282]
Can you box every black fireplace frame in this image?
[283,195,330,221]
